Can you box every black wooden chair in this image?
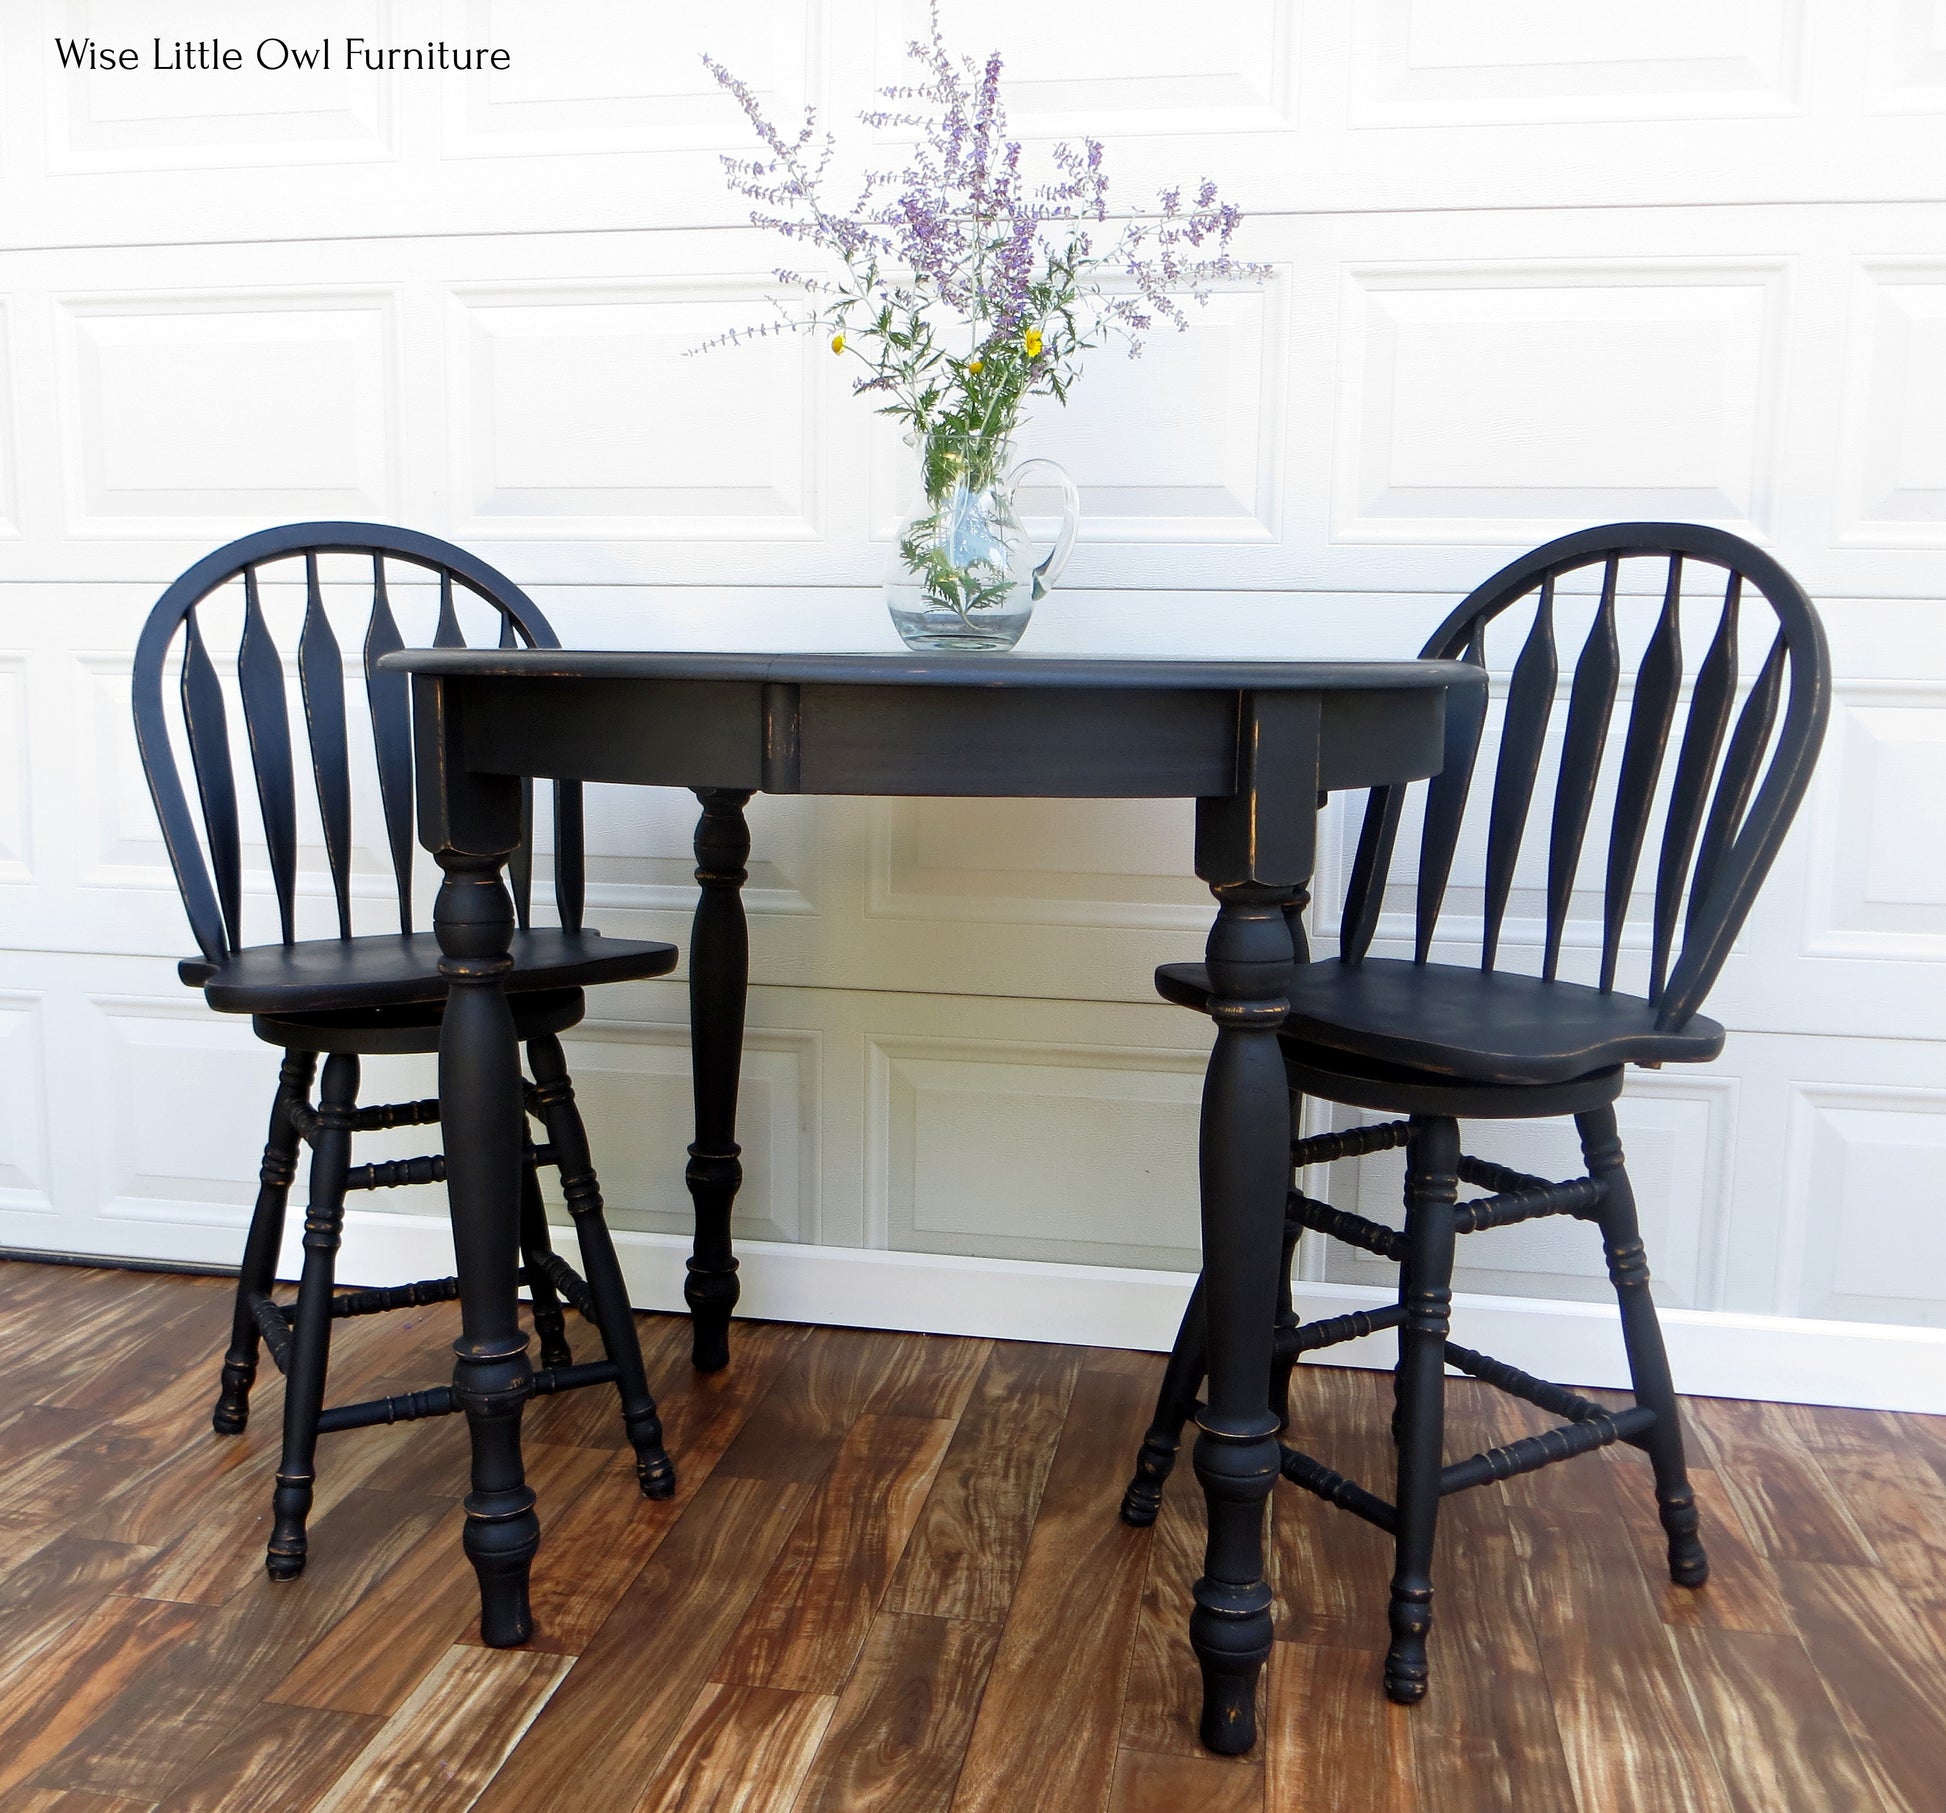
[1119,522,1829,1703]
[133,522,681,1583]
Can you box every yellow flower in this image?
[830,333,845,354]
[967,357,984,374]
[1023,326,1044,358]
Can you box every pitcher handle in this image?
[1007,457,1080,601]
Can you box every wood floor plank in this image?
[1777,1558,1946,1813]
[1107,1747,1263,1813]
[1668,1624,1906,1813]
[313,1646,572,1813]
[1407,1470,1578,1813]
[0,1597,205,1800]
[1620,1464,1791,1636]
[948,1365,1159,1813]
[1818,1444,1946,1614]
[712,1325,929,1486]
[1508,1503,1736,1813]
[0,1791,157,1813]
[1263,1642,1415,1813]
[1686,1397,1881,1568]
[267,1441,607,1715]
[884,1341,1083,1623]
[516,1318,806,1658]
[714,1411,955,1694]
[469,1472,813,1813]
[868,1334,993,1422]
[1118,1451,1224,1759]
[27,1488,448,1804]
[1272,1366,1394,1651]
[623,1680,836,1813]
[149,1702,381,1813]
[790,1612,1001,1813]
[0,1536,164,1697]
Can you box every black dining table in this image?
[385,645,1481,1754]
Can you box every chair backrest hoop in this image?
[133,521,577,966]
[1337,522,1829,1034]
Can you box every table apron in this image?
[451,675,1448,799]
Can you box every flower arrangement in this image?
[700,4,1263,641]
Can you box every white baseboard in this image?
[281,1208,1946,1417]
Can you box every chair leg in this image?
[267,1051,356,1582]
[1121,1275,1206,1526]
[526,1032,676,1500]
[213,1049,316,1435]
[1386,1113,1459,1705]
[519,1151,575,1372]
[1577,1105,1709,1589]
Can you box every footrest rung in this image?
[1440,1405,1657,1495]
[1291,1121,1411,1170]
[1279,1444,1398,1533]
[330,1276,461,1319]
[527,1251,597,1320]
[350,1097,441,1132]
[1453,1176,1604,1235]
[1283,1303,1407,1358]
[1443,1342,1651,1451]
[318,1386,455,1433]
[1289,1190,1407,1263]
[315,1358,620,1436]
[1457,1153,1547,1195]
[246,1290,292,1373]
[346,1154,446,1192]
[531,1359,619,1397]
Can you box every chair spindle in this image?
[238,567,299,946]
[1542,560,1621,981]
[180,609,243,953]
[363,555,416,935]
[1481,578,1558,968]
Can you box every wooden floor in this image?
[1,1263,1943,1812]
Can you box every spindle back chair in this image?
[1124,522,1829,1705]
[133,522,680,1585]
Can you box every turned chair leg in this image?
[214,1049,316,1436]
[267,1051,356,1581]
[526,1032,676,1500]
[1577,1105,1709,1589]
[1121,1275,1207,1526]
[1386,1113,1459,1704]
[519,1153,576,1372]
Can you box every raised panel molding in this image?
[870,279,1285,545]
[57,290,398,535]
[1788,1083,1946,1325]
[1803,681,1946,959]
[0,994,51,1211]
[441,0,822,157]
[447,281,819,539]
[1314,1075,1736,1311]
[868,1034,1205,1270]
[1333,262,1785,544]
[874,0,1293,136]
[1839,262,1946,546]
[1867,0,1946,112]
[866,795,1207,932]
[1351,0,1802,126]
[579,786,817,920]
[551,1018,818,1246]
[0,657,31,884]
[46,0,396,173]
[90,993,275,1224]
[0,299,18,540]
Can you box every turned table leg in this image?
[685,787,751,1372]
[1187,695,1318,1755]
[415,670,537,1647]
[436,846,538,1646]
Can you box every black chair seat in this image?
[1155,956,1724,1086]
[183,928,677,1015]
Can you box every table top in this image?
[383,647,1482,693]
